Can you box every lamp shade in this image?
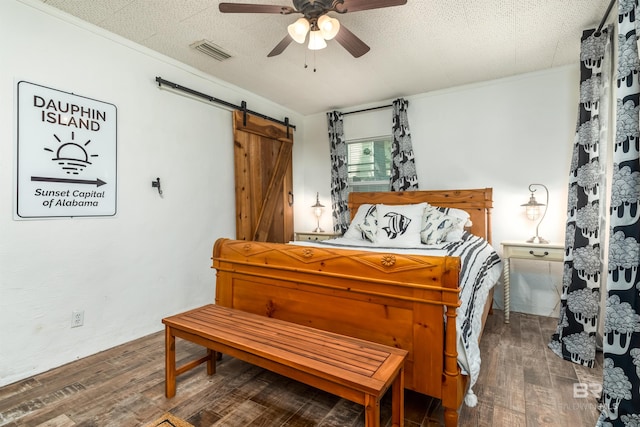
[287,18,310,44]
[318,15,340,40]
[308,30,327,50]
[521,194,545,220]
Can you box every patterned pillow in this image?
[444,228,465,242]
[375,203,426,247]
[421,208,463,244]
[344,204,377,240]
[356,220,377,242]
[430,206,472,241]
[436,206,472,228]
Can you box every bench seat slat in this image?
[193,305,391,358]
[166,308,386,382]
[182,307,389,374]
[176,317,380,377]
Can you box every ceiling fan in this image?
[219,0,407,58]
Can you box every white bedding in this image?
[292,232,502,405]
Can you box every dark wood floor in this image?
[0,309,603,427]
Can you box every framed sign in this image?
[16,81,117,218]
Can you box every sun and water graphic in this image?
[44,131,98,175]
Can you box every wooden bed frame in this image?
[212,188,494,426]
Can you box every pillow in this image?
[421,209,463,244]
[343,204,377,240]
[436,206,472,228]
[429,206,472,242]
[443,228,465,242]
[375,203,426,247]
[356,220,377,243]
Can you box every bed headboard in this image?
[348,188,493,244]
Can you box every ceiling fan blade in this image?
[334,24,370,58]
[268,34,294,57]
[339,0,407,13]
[219,3,296,14]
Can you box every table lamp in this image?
[521,183,549,244]
[312,192,324,232]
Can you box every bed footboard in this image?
[211,238,466,419]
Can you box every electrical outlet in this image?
[71,310,84,328]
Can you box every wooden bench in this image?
[162,304,408,427]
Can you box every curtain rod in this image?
[343,104,393,116]
[595,0,616,36]
[155,76,296,131]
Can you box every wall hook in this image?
[152,177,163,196]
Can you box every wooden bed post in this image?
[443,303,460,426]
[441,257,461,427]
[484,188,493,245]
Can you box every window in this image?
[347,136,392,193]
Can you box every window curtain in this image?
[390,98,419,191]
[327,111,350,234]
[597,0,640,424]
[549,27,611,368]
[550,1,640,424]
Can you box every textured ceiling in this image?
[40,0,612,115]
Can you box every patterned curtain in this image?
[327,111,350,234]
[390,98,419,191]
[549,28,611,368]
[597,0,640,424]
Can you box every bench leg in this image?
[207,349,216,375]
[390,367,404,427]
[363,394,381,427]
[165,325,176,398]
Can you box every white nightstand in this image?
[501,240,564,323]
[295,231,342,242]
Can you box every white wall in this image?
[0,0,303,387]
[301,67,579,317]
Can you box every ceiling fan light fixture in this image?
[287,17,309,44]
[308,30,327,50]
[318,15,340,40]
[218,0,393,58]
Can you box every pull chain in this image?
[303,49,318,72]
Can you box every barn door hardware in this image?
[155,77,296,131]
[241,101,247,126]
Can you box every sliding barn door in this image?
[232,110,294,243]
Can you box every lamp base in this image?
[527,236,549,244]
[313,227,324,233]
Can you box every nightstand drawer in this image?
[295,232,341,242]
[503,243,564,262]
